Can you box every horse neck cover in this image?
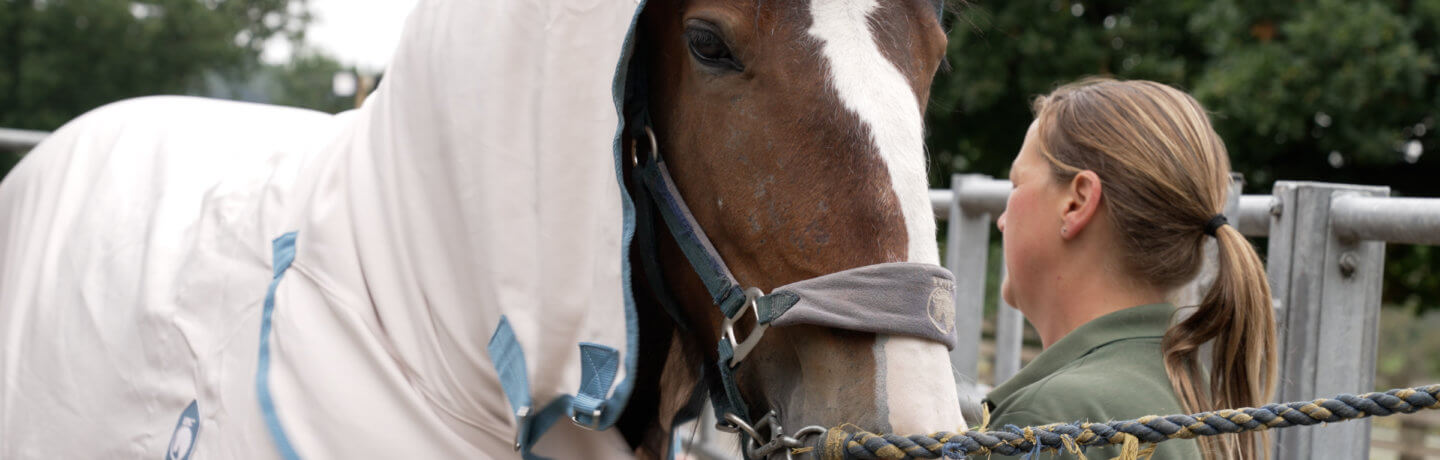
[0,1,642,458]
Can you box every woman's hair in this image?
[1030,78,1277,460]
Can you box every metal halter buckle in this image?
[716,410,827,460]
[570,406,603,431]
[512,406,530,451]
[721,287,769,368]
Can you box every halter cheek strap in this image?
[628,125,958,451]
[637,142,959,350]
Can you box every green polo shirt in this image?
[983,303,1202,459]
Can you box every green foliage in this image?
[1376,307,1440,389]
[1387,244,1440,311]
[265,51,358,114]
[928,0,1440,312]
[0,0,310,130]
[0,151,19,178]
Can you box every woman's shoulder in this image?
[1057,337,1174,388]
[992,337,1181,425]
[987,339,1201,459]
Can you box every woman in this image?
[986,78,1277,460]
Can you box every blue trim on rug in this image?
[593,0,648,432]
[257,231,301,460]
[488,316,538,456]
[508,5,648,453]
[489,317,534,423]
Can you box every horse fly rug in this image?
[0,0,650,458]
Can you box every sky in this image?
[263,0,421,72]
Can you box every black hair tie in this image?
[1203,214,1229,237]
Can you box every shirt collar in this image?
[985,303,1177,408]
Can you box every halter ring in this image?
[630,125,660,167]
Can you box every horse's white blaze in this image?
[808,0,938,265]
[809,0,964,433]
[881,336,965,431]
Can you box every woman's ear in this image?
[1058,170,1103,240]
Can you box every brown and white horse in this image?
[616,1,962,457]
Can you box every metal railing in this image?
[0,127,48,152]
[935,173,1440,460]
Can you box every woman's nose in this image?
[996,212,1007,232]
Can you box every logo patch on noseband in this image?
[927,277,955,334]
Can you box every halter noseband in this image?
[624,125,959,458]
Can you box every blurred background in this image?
[0,0,1437,457]
[0,0,415,173]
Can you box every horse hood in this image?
[0,1,649,458]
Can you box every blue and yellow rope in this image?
[808,384,1440,460]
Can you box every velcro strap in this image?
[715,339,751,422]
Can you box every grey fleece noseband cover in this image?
[759,263,957,348]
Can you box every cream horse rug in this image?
[0,1,641,458]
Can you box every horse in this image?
[617,1,962,458]
[0,1,961,459]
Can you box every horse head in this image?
[620,1,960,457]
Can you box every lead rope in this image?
[786,384,1440,460]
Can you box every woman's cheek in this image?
[1000,190,1046,308]
[1000,276,1015,309]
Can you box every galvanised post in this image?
[1268,182,1388,460]
[946,173,992,408]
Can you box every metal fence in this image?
[6,129,1439,458]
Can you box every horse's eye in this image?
[685,24,742,72]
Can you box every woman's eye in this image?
[685,26,742,72]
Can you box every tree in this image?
[927,0,1440,311]
[0,0,311,131]
[265,50,361,114]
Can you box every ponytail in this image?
[1162,224,1277,460]
[1031,78,1279,460]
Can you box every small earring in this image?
[1061,226,1069,236]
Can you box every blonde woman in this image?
[986,78,1277,460]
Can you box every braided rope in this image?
[818,384,1440,460]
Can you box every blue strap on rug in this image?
[492,319,622,460]
[489,317,540,456]
[571,343,621,428]
[257,231,302,460]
